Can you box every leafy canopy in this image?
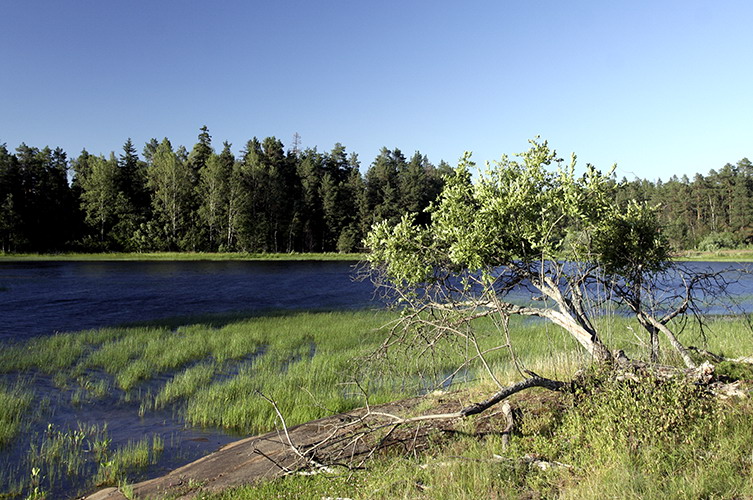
[365,138,650,285]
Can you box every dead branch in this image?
[257,391,334,474]
[366,374,567,425]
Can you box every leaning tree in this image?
[254,140,744,477]
[363,139,733,413]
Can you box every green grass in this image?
[198,371,753,500]
[0,383,33,446]
[96,434,163,487]
[154,362,217,409]
[0,251,363,262]
[676,248,753,262]
[2,312,752,438]
[2,310,753,498]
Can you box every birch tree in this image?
[148,138,192,249]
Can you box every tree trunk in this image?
[638,312,695,368]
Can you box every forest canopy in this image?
[0,127,751,254]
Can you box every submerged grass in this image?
[0,383,33,446]
[96,434,163,487]
[20,421,164,497]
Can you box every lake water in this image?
[0,260,378,341]
[1,260,753,343]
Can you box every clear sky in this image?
[1,1,751,181]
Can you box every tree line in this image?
[615,158,753,251]
[0,127,450,253]
[0,127,751,254]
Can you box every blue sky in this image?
[1,1,751,181]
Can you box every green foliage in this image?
[336,223,360,253]
[197,153,229,250]
[591,200,670,278]
[3,133,753,254]
[715,360,753,380]
[564,373,714,453]
[697,231,741,252]
[550,374,753,499]
[366,139,621,286]
[365,214,434,284]
[147,138,193,249]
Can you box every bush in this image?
[697,231,740,251]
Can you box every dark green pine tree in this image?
[397,151,447,225]
[730,158,753,243]
[262,136,295,252]
[234,136,300,252]
[188,126,213,179]
[0,144,21,252]
[14,144,73,251]
[364,147,405,228]
[337,153,366,253]
[119,139,150,216]
[235,138,267,251]
[296,148,325,251]
[318,144,351,250]
[109,139,150,250]
[659,175,694,248]
[185,127,214,249]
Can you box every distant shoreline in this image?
[675,249,753,262]
[4,250,753,263]
[0,252,363,262]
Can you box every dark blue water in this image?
[2,260,753,343]
[2,260,753,344]
[0,260,378,341]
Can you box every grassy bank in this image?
[0,251,363,262]
[6,249,753,263]
[206,373,753,500]
[192,315,753,500]
[676,248,753,262]
[1,311,752,498]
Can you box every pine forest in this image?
[0,126,751,254]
